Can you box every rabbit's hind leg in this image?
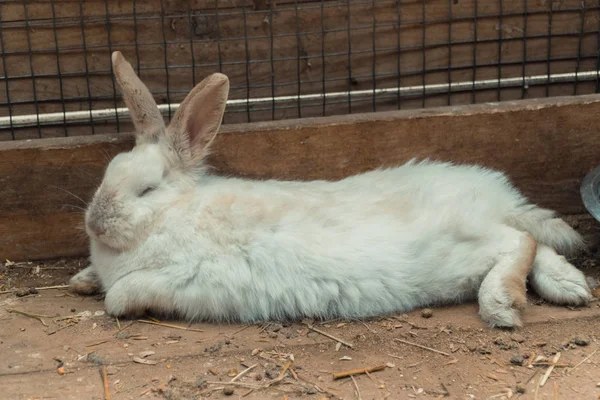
[528,244,591,306]
[478,227,537,328]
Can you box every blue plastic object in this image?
[580,164,600,222]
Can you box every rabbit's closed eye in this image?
[139,186,156,197]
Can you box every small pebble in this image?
[15,289,29,297]
[224,339,231,345]
[106,365,118,375]
[254,373,263,381]
[494,337,515,350]
[28,288,38,295]
[421,308,433,318]
[516,384,526,394]
[227,369,238,377]
[223,386,234,396]
[265,366,279,380]
[71,308,76,312]
[307,387,318,394]
[571,337,590,347]
[268,332,278,339]
[510,355,525,365]
[510,334,526,343]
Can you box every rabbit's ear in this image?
[111,51,165,143]
[167,73,229,167]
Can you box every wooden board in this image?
[1,0,599,140]
[1,94,600,261]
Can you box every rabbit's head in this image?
[85,51,229,251]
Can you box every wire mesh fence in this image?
[0,0,599,141]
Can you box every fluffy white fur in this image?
[70,52,592,328]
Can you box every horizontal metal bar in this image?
[1,69,598,129]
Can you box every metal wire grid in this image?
[0,0,599,140]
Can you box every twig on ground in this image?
[137,319,203,332]
[6,308,51,326]
[232,324,251,336]
[102,365,111,400]
[407,321,428,330]
[277,361,293,380]
[488,392,511,399]
[115,317,121,330]
[87,340,110,347]
[532,362,570,367]
[553,382,559,400]
[46,324,72,335]
[113,321,136,336]
[295,372,341,399]
[0,285,69,295]
[355,319,377,334]
[230,364,257,382]
[4,264,67,270]
[199,386,224,396]
[484,354,505,368]
[534,375,541,400]
[525,369,539,385]
[205,381,262,389]
[259,323,274,334]
[439,382,450,396]
[387,353,403,360]
[350,375,362,400]
[332,365,387,380]
[568,348,597,374]
[55,313,88,321]
[115,383,145,394]
[540,352,561,387]
[394,338,451,357]
[306,324,354,349]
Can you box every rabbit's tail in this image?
[505,205,585,255]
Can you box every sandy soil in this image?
[1,215,600,400]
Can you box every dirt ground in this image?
[1,216,600,400]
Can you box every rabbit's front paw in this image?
[104,288,146,319]
[69,266,101,295]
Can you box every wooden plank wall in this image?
[1,94,600,261]
[0,0,599,141]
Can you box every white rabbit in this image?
[70,51,592,328]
